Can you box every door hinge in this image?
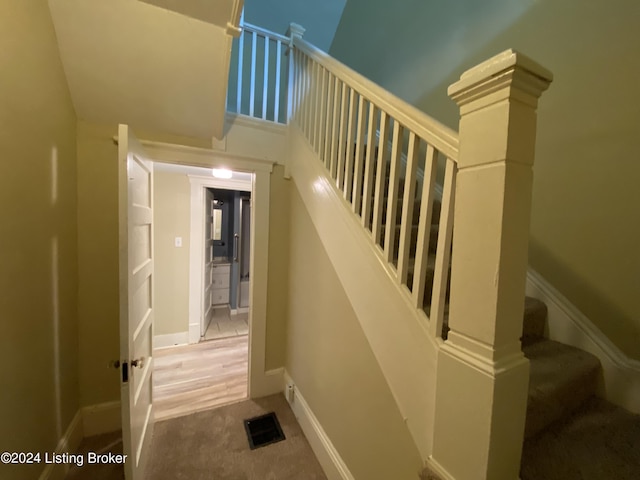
[122,361,129,383]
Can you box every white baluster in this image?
[329,77,341,179]
[352,96,367,213]
[428,158,454,339]
[336,83,349,190]
[343,90,358,202]
[317,68,328,156]
[384,121,404,264]
[249,31,257,117]
[262,37,269,120]
[361,102,378,229]
[397,132,419,284]
[236,30,245,114]
[371,111,390,244]
[411,144,438,309]
[323,73,334,169]
[275,39,282,123]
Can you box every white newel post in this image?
[285,22,306,178]
[428,50,552,480]
[286,23,305,122]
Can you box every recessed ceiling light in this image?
[212,168,233,179]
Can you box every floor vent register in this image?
[243,412,286,450]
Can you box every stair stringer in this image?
[288,127,440,461]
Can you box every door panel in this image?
[118,124,154,480]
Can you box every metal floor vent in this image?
[243,412,286,450]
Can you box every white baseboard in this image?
[231,307,250,315]
[526,268,640,413]
[283,371,355,480]
[82,401,121,437]
[424,456,456,480]
[38,411,83,480]
[154,331,189,349]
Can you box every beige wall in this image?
[265,165,290,370]
[285,186,423,479]
[330,0,640,359]
[76,121,121,407]
[0,2,78,478]
[153,170,191,336]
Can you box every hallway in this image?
[153,335,248,422]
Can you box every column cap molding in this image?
[448,49,553,107]
[286,23,306,39]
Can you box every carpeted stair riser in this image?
[522,297,547,344]
[523,339,601,439]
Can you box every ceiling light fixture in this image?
[212,168,233,179]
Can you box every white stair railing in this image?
[227,22,289,124]
[289,31,459,340]
[285,26,552,480]
[228,22,553,480]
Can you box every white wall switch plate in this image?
[175,236,183,247]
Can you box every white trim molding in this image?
[153,332,189,349]
[231,307,250,315]
[283,371,355,480]
[187,174,252,345]
[140,139,275,173]
[526,269,640,414]
[225,112,289,134]
[38,411,83,480]
[141,138,278,403]
[82,401,122,437]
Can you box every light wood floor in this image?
[153,335,248,422]
[204,307,249,341]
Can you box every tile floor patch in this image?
[243,412,286,450]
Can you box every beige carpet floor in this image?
[66,430,124,480]
[521,397,640,479]
[66,395,326,480]
[146,394,326,480]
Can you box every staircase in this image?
[230,21,639,480]
[364,148,639,479]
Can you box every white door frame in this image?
[141,140,282,398]
[187,175,252,341]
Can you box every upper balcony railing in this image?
[226,22,289,124]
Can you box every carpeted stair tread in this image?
[524,339,601,439]
[521,396,640,480]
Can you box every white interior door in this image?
[118,124,154,480]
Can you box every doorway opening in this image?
[201,188,251,342]
[150,162,253,421]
